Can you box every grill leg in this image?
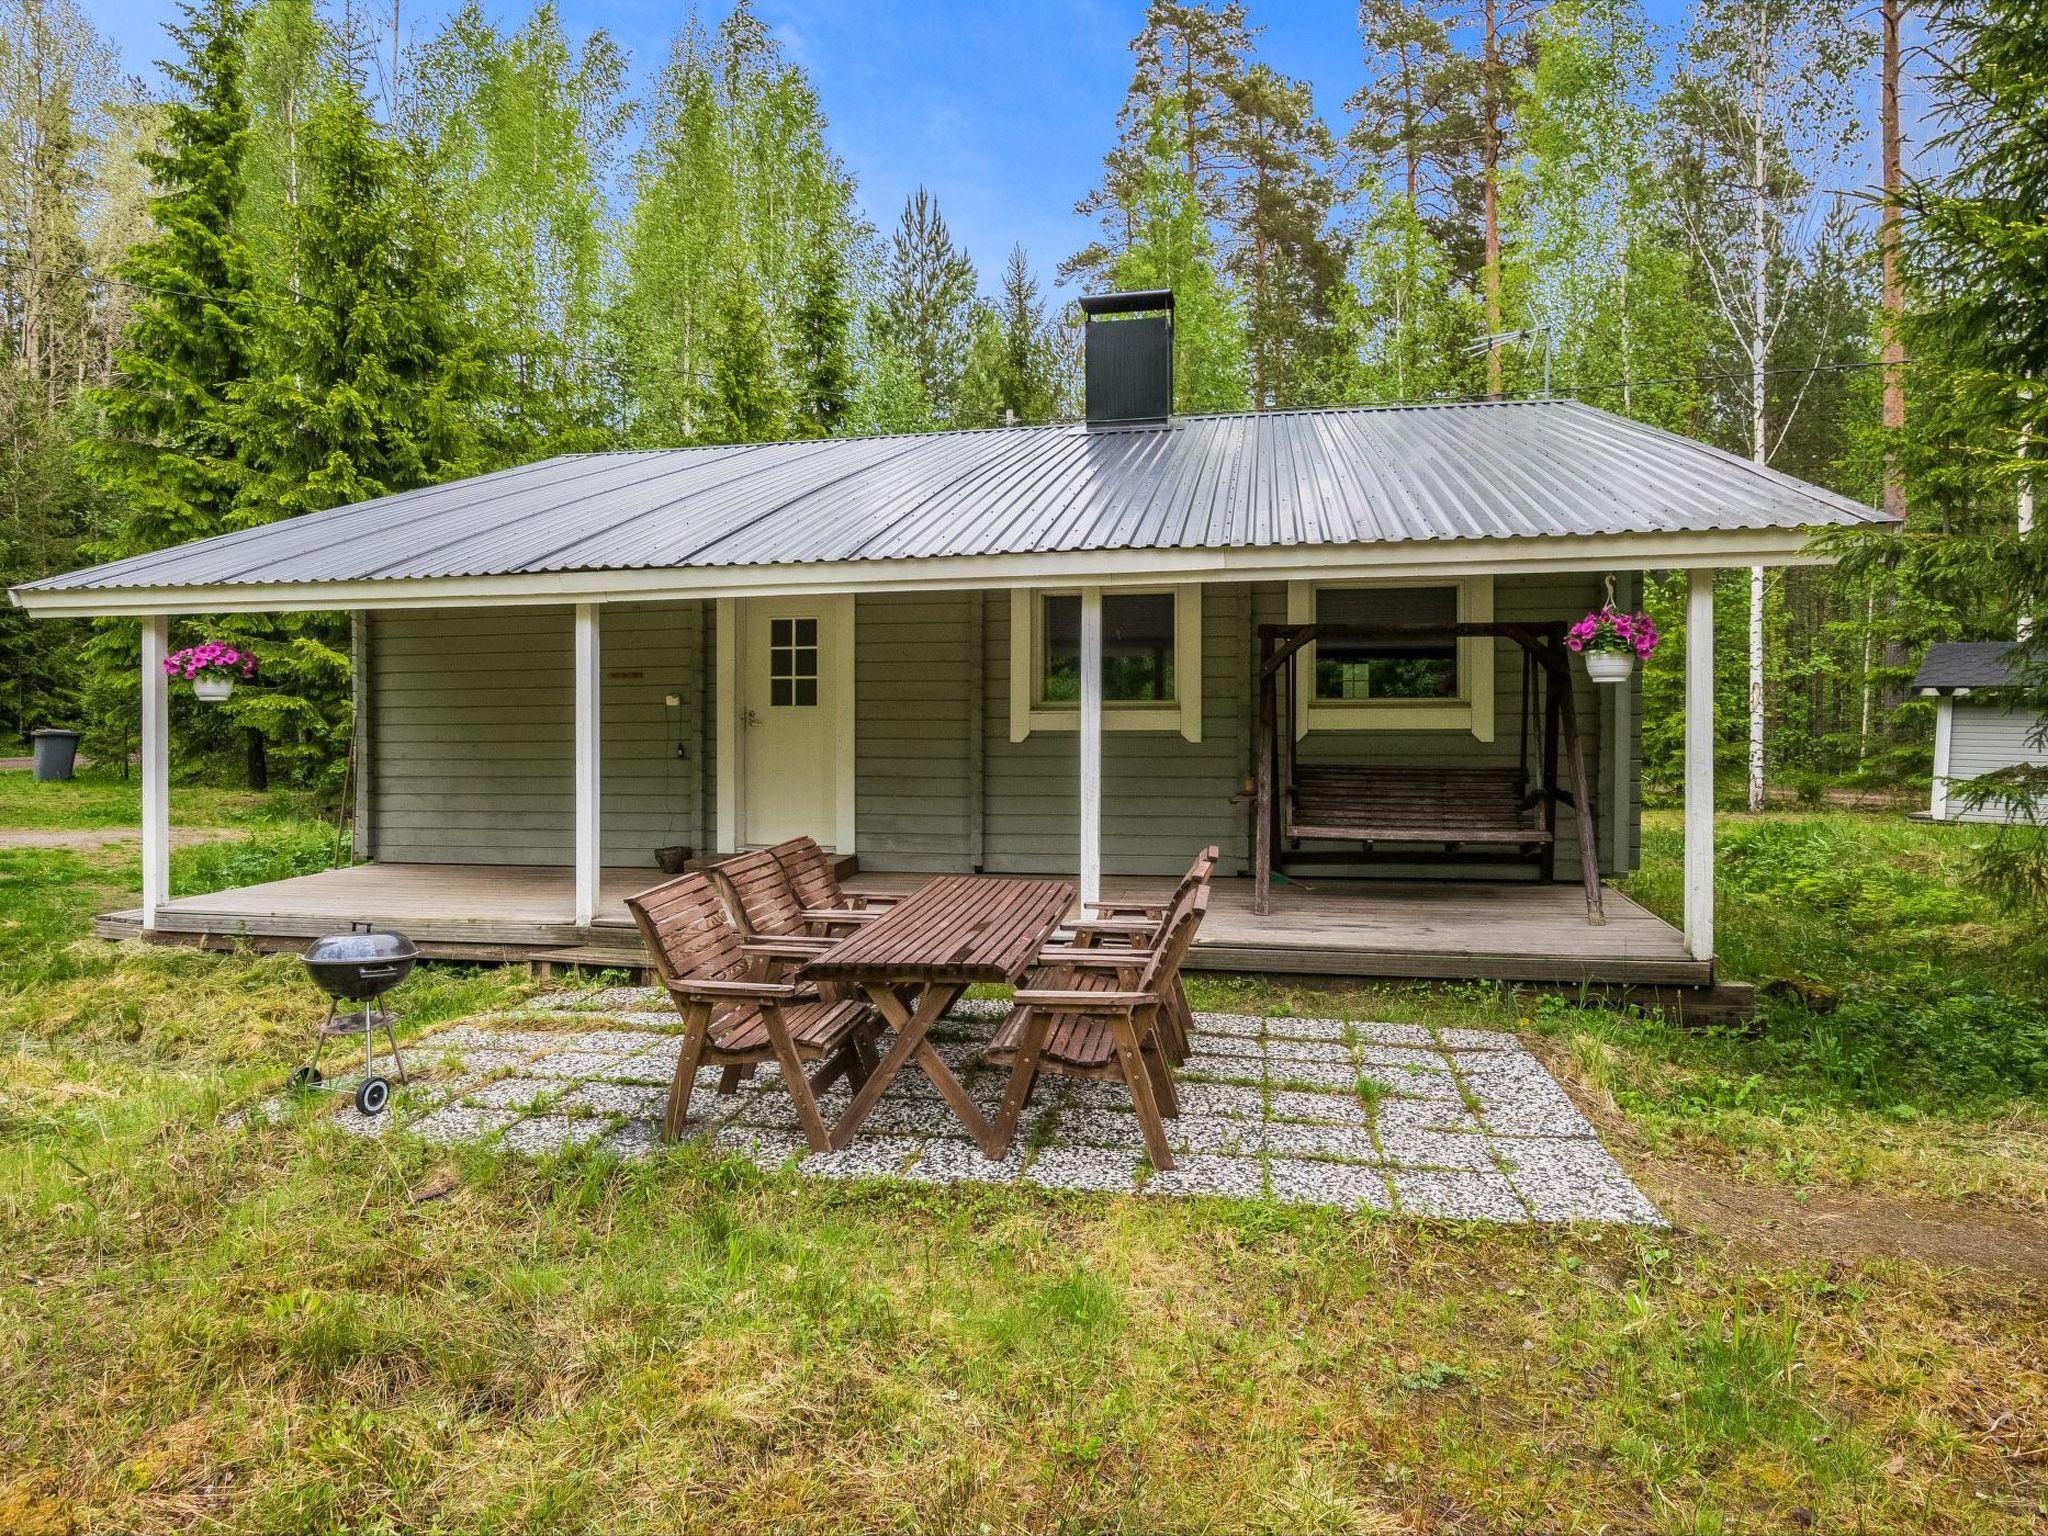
[308,999,336,1077]
[379,1009,407,1084]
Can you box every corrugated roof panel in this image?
[16,398,1891,597]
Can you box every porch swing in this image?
[1251,619,1606,923]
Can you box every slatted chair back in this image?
[711,849,811,937]
[768,836,840,911]
[1139,883,1208,995]
[625,873,749,987]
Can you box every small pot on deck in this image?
[1582,650,1634,685]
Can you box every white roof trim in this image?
[11,527,1832,617]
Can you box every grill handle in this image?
[355,964,404,984]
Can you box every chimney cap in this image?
[1078,289,1175,318]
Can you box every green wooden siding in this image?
[981,586,1253,877]
[363,579,1639,881]
[367,602,706,867]
[853,590,982,870]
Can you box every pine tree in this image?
[876,187,976,425]
[1347,0,1481,273]
[1221,63,1346,408]
[1070,0,1252,284]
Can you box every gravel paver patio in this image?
[275,989,1664,1225]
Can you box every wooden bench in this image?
[1287,764,1551,854]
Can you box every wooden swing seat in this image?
[1287,764,1551,849]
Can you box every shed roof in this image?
[1912,641,2032,693]
[13,398,1891,611]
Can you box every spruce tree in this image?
[226,66,487,784]
[787,236,853,437]
[704,256,787,443]
[877,188,976,426]
[958,248,1059,428]
[78,0,255,558]
[236,73,485,515]
[74,0,258,773]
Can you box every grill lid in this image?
[304,931,419,965]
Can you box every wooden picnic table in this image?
[801,874,1075,1156]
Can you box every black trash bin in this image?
[30,729,81,782]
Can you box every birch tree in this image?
[1670,0,1870,810]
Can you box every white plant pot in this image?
[1583,650,1635,685]
[192,674,235,702]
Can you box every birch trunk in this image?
[1879,0,1906,520]
[1746,11,1769,814]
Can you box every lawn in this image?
[0,776,2042,1533]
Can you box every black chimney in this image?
[1079,289,1174,426]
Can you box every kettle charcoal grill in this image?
[292,925,420,1116]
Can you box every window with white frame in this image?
[1287,576,1495,739]
[1009,586,1202,741]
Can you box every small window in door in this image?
[769,617,818,707]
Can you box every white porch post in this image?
[1930,694,1955,821]
[573,603,601,927]
[140,615,170,930]
[1078,586,1103,907]
[1683,569,1715,964]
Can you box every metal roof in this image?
[1912,641,2031,693]
[16,398,1889,598]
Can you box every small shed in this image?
[1912,642,2046,824]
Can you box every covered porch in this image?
[98,858,1711,986]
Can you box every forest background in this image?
[0,0,2039,820]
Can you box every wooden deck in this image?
[97,861,1712,986]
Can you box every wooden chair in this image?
[708,849,838,955]
[766,836,900,934]
[1061,845,1219,947]
[985,886,1209,1171]
[625,873,881,1150]
[1040,845,1217,1063]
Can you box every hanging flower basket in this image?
[1567,604,1658,684]
[165,643,256,702]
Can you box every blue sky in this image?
[89,1,1885,294]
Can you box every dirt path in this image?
[0,826,241,851]
[1529,1037,2048,1282]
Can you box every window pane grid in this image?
[768,615,819,708]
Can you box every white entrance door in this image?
[738,596,852,849]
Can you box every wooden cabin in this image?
[9,292,1897,989]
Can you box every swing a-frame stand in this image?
[1252,620,1606,924]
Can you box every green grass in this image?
[0,774,2044,1532]
[0,761,319,831]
